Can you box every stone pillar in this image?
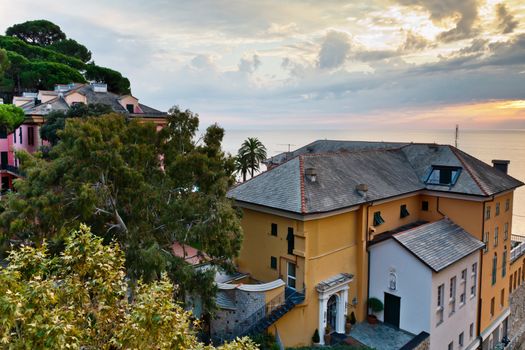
[319,296,328,345]
[336,288,349,333]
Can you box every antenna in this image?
[455,124,459,148]
[277,143,296,152]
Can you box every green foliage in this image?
[85,63,130,95]
[0,224,258,350]
[1,110,242,313]
[20,60,86,90]
[0,104,25,133]
[250,333,279,350]
[367,297,384,314]
[0,36,85,70]
[0,48,9,77]
[40,103,113,145]
[48,38,92,63]
[6,19,66,46]
[235,137,267,181]
[312,329,320,343]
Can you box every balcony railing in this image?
[511,237,525,263]
[0,164,20,174]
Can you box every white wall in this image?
[369,239,432,335]
[430,251,480,350]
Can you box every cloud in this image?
[317,30,351,69]
[396,0,480,42]
[399,30,431,52]
[495,3,519,34]
[238,54,261,73]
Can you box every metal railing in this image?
[0,164,20,174]
[511,240,525,263]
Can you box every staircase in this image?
[241,287,305,336]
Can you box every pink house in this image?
[0,82,166,193]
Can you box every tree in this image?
[1,109,242,313]
[5,19,66,46]
[0,224,257,350]
[234,155,249,182]
[19,60,86,91]
[40,103,114,145]
[48,38,92,63]
[237,137,267,179]
[85,64,131,94]
[0,104,25,134]
[0,48,8,77]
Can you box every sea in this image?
[221,129,525,236]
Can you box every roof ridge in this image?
[299,155,306,214]
[449,145,489,196]
[299,147,404,158]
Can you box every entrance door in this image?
[327,295,337,331]
[384,293,401,328]
[1,151,7,166]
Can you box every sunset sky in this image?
[1,0,524,129]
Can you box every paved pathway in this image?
[348,322,415,350]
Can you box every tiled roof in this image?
[392,219,485,272]
[227,141,523,214]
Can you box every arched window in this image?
[492,253,498,285]
[502,248,507,278]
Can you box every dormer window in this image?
[126,104,134,113]
[425,166,461,186]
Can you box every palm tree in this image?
[237,137,267,180]
[234,155,249,182]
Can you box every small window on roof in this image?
[126,104,134,113]
[425,166,461,186]
[373,211,385,226]
[400,204,410,218]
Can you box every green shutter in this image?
[373,211,385,226]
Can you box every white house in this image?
[369,219,484,350]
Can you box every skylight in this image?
[425,166,462,186]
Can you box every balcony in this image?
[511,235,525,262]
[0,164,21,175]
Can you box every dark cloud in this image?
[396,0,480,42]
[317,30,351,69]
[496,3,519,34]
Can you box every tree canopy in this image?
[6,19,66,46]
[236,137,267,180]
[0,108,241,312]
[0,48,8,77]
[0,104,25,133]
[48,38,92,63]
[85,64,130,95]
[0,224,257,350]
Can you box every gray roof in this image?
[228,141,523,214]
[392,219,485,272]
[22,84,165,118]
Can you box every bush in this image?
[368,297,384,314]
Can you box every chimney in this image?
[492,160,510,174]
[304,167,317,182]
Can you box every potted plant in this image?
[367,297,384,324]
[324,325,331,345]
[312,329,321,346]
[350,311,357,326]
[345,314,352,334]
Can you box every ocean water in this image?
[221,129,525,235]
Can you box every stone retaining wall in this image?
[509,277,525,349]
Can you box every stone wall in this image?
[400,331,429,350]
[509,282,525,349]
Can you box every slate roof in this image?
[22,83,165,118]
[392,219,485,272]
[228,141,523,214]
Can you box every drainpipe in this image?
[366,202,372,319]
[436,197,446,217]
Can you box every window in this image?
[0,127,6,139]
[460,269,467,305]
[287,262,296,290]
[422,200,429,211]
[271,223,278,236]
[459,332,464,347]
[28,127,34,146]
[502,248,507,278]
[494,226,499,247]
[506,199,510,212]
[492,253,498,285]
[496,203,500,216]
[19,127,22,144]
[426,166,461,186]
[515,271,518,290]
[437,283,444,325]
[490,297,495,318]
[469,323,474,339]
[485,206,491,220]
[510,274,514,293]
[13,127,17,143]
[126,104,134,113]
[483,232,489,253]
[520,268,523,285]
[504,223,509,241]
[471,263,477,297]
[286,227,295,255]
[448,341,453,350]
[450,276,456,314]
[501,289,505,308]
[373,211,385,226]
[400,204,410,218]
[270,256,277,269]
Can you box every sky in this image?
[1,0,525,130]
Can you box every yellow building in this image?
[227,141,523,348]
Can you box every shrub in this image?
[312,329,320,343]
[368,297,384,314]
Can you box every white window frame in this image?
[471,263,477,297]
[449,276,456,315]
[287,261,296,290]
